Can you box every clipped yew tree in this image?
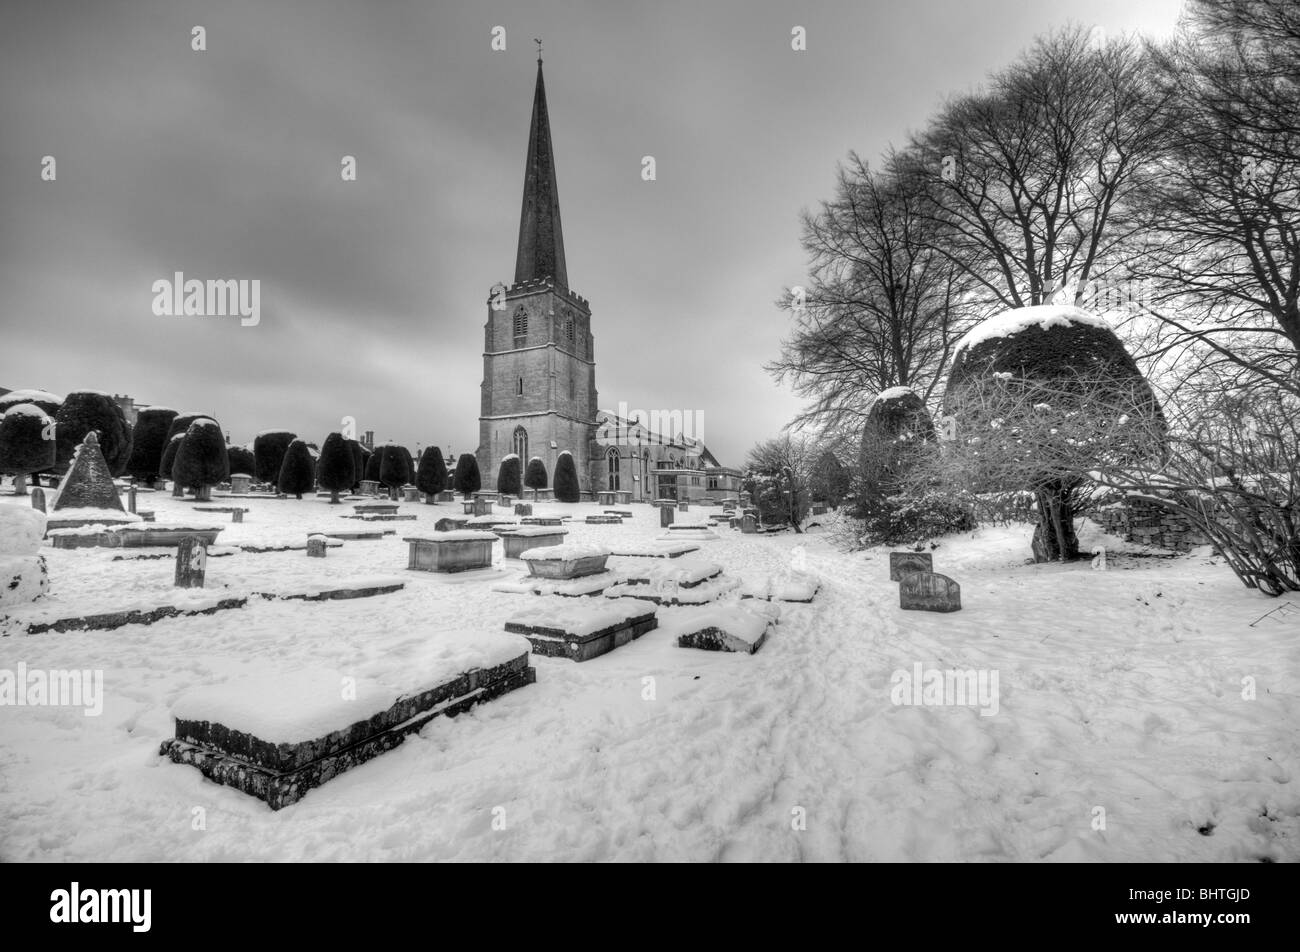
[497,454,522,495]
[227,444,256,479]
[125,406,178,486]
[943,305,1165,562]
[0,404,56,495]
[53,391,133,477]
[317,432,355,504]
[554,451,580,502]
[254,430,297,486]
[453,453,481,499]
[0,391,60,488]
[524,456,548,500]
[173,418,229,502]
[416,445,447,502]
[378,443,414,500]
[348,440,366,492]
[277,438,315,499]
[160,432,185,495]
[363,448,382,483]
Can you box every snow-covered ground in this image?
[1,491,1297,861]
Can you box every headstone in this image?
[660,506,674,528]
[889,551,933,582]
[514,503,533,516]
[899,571,961,613]
[403,486,420,502]
[127,484,137,513]
[230,474,251,494]
[232,510,244,523]
[49,432,126,515]
[175,537,207,588]
[31,488,46,513]
[678,500,689,512]
[473,498,492,517]
[306,535,327,558]
[741,514,757,534]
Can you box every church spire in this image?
[514,56,568,289]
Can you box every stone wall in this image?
[1090,498,1211,552]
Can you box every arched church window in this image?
[513,426,528,461]
[607,447,620,491]
[513,307,528,344]
[565,320,574,346]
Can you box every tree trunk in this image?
[330,490,340,504]
[195,485,212,502]
[12,474,27,496]
[172,482,184,498]
[1032,485,1081,562]
[296,493,303,500]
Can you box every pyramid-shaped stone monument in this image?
[47,432,135,530]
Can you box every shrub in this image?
[364,448,382,483]
[554,451,580,502]
[277,439,315,498]
[857,492,976,547]
[254,430,297,485]
[53,391,133,477]
[524,456,548,499]
[159,432,184,492]
[348,441,365,491]
[416,446,446,501]
[125,407,177,486]
[0,404,56,495]
[317,432,355,504]
[453,453,481,498]
[497,454,522,495]
[226,444,256,478]
[378,444,414,499]
[173,418,229,501]
[0,390,61,487]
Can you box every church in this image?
[475,56,740,503]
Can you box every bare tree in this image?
[744,432,820,532]
[1124,0,1300,395]
[769,155,976,432]
[898,26,1173,311]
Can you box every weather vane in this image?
[535,38,542,62]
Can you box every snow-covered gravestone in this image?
[660,506,674,528]
[0,505,50,608]
[47,431,137,530]
[889,551,933,582]
[899,571,961,613]
[306,535,327,558]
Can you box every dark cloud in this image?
[0,0,1180,463]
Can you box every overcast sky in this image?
[0,0,1184,465]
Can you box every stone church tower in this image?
[477,57,597,493]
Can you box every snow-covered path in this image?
[1,495,1296,861]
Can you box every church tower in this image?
[477,55,598,494]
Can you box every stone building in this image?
[476,57,733,500]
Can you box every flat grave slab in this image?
[308,529,394,541]
[47,525,223,550]
[491,573,615,598]
[607,542,700,559]
[603,510,634,518]
[505,600,658,662]
[740,575,821,603]
[667,603,779,654]
[340,514,418,522]
[585,515,623,525]
[193,506,251,514]
[160,643,535,809]
[353,503,399,515]
[519,516,564,526]
[657,526,720,541]
[604,574,740,606]
[521,543,611,579]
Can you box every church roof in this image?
[514,60,568,290]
